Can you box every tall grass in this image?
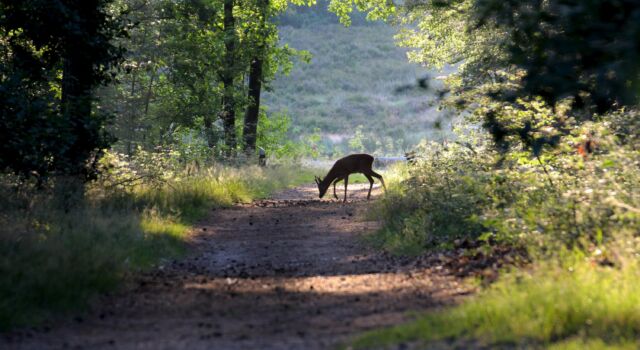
[0,164,313,329]
[127,165,315,219]
[353,258,640,349]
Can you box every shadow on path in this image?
[3,184,470,350]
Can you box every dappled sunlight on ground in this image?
[3,184,467,350]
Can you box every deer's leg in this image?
[332,177,342,199]
[343,175,349,203]
[365,174,374,200]
[370,170,387,193]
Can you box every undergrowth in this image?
[0,155,313,330]
[357,110,640,348]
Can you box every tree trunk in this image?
[143,71,155,118]
[220,0,237,154]
[243,56,263,153]
[58,0,113,180]
[127,73,137,156]
[203,114,215,148]
[243,0,269,155]
[61,49,94,177]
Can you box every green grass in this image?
[0,164,313,330]
[548,338,639,350]
[352,258,640,349]
[130,165,315,219]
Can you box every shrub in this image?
[371,110,640,255]
[357,109,640,348]
[370,139,493,253]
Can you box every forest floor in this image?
[3,184,471,350]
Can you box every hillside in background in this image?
[263,4,452,156]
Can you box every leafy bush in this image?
[359,108,640,348]
[370,138,493,254]
[372,108,640,255]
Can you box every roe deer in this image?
[314,154,386,202]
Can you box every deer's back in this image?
[332,153,374,174]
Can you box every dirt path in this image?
[4,184,469,350]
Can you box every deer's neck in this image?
[321,167,342,187]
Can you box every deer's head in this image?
[315,176,328,198]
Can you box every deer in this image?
[314,153,386,202]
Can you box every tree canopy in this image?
[0,0,124,179]
[395,0,640,153]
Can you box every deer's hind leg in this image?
[364,174,375,200]
[368,170,387,193]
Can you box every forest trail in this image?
[5,184,469,350]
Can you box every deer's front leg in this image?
[333,178,341,199]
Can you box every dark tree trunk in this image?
[220,0,237,153]
[126,72,137,156]
[61,46,94,177]
[143,71,155,117]
[203,114,215,148]
[242,0,269,155]
[58,0,118,180]
[243,56,263,153]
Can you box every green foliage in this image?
[395,0,640,156]
[327,0,395,26]
[360,107,640,347]
[278,0,371,27]
[396,0,502,77]
[102,0,314,153]
[254,110,324,159]
[347,125,366,153]
[477,0,640,114]
[168,126,214,164]
[357,1,640,345]
[0,0,124,179]
[256,111,300,158]
[372,110,640,253]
